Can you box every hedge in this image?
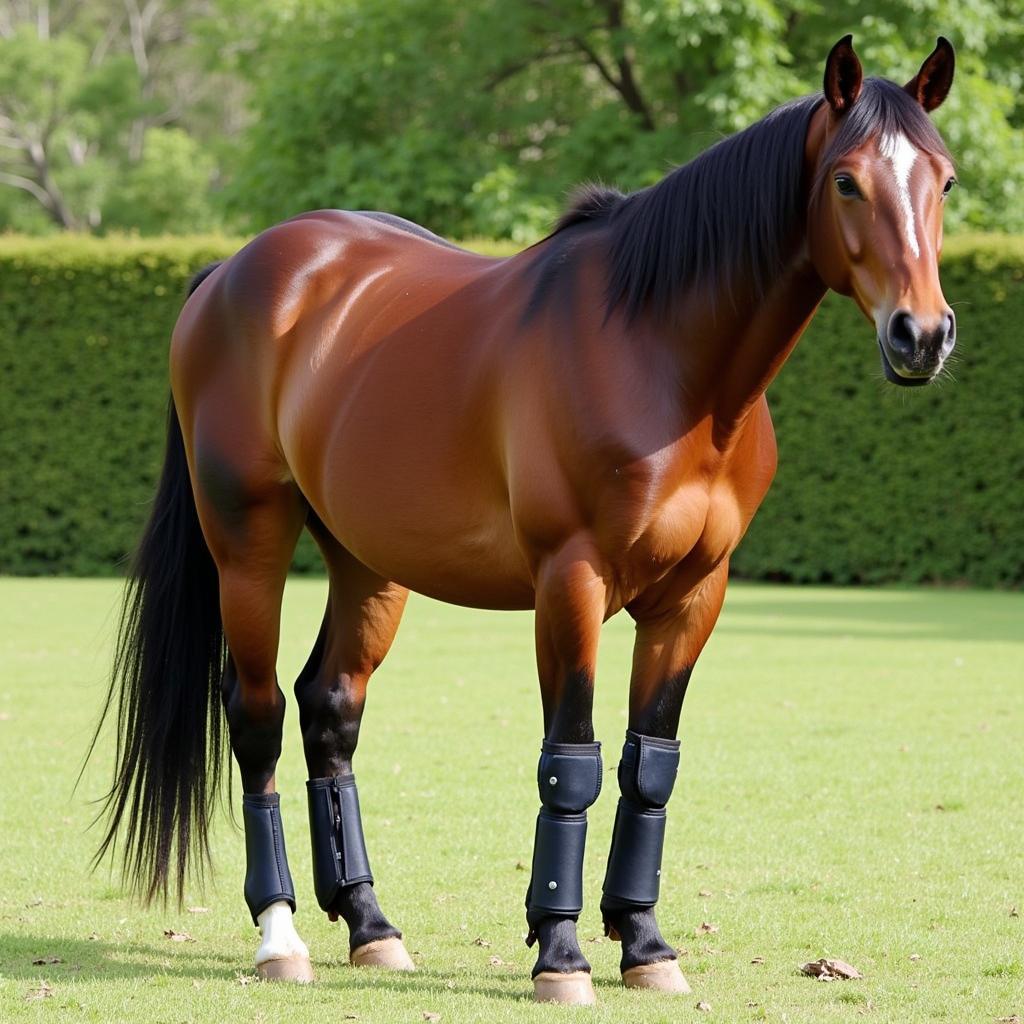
[1,234,1021,585]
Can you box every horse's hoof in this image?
[350,937,416,971]
[533,971,597,1005]
[621,959,691,993]
[256,954,315,983]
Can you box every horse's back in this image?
[170,209,538,607]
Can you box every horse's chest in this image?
[621,480,744,587]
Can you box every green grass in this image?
[1,579,1021,1023]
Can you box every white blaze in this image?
[879,132,920,258]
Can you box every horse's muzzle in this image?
[878,308,956,386]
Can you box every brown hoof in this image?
[533,971,597,1005]
[621,959,691,993]
[256,955,315,983]
[350,937,416,971]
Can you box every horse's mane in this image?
[552,78,950,322]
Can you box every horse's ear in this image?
[905,37,955,112]
[823,35,863,113]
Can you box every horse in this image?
[91,35,958,1005]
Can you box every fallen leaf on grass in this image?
[698,890,713,898]
[697,922,720,934]
[86,932,100,941]
[909,953,921,961]
[488,956,505,966]
[163,929,194,942]
[423,1013,441,1022]
[25,981,53,1002]
[801,958,862,981]
[32,955,63,965]
[187,906,209,914]
[994,1017,1021,1023]
[236,973,255,986]
[514,860,526,871]
[696,1000,712,1012]
[751,956,765,965]
[1010,907,1019,918]
[472,937,491,947]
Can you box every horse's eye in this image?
[834,174,861,198]
[942,177,957,197]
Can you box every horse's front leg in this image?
[602,562,729,993]
[526,536,608,1005]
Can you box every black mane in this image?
[551,78,950,322]
[554,183,625,232]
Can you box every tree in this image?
[3,0,1022,238]
[222,0,1024,238]
[0,0,228,232]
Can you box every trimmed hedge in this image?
[1,234,1021,584]
[0,236,237,575]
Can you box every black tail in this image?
[89,394,227,904]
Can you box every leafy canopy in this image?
[222,0,1024,238]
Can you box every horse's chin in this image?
[876,338,935,388]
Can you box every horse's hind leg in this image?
[294,524,414,970]
[192,463,312,982]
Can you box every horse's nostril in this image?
[887,310,920,355]
[937,311,957,358]
[944,311,956,342]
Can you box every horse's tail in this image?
[88,266,227,904]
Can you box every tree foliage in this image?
[0,0,235,233]
[221,0,1024,238]
[0,0,1022,237]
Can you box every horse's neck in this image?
[673,256,828,443]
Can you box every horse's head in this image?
[808,36,957,386]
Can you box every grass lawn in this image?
[0,578,1021,1023]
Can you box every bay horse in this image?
[93,36,957,1004]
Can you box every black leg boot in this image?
[307,775,413,969]
[601,731,690,993]
[525,740,602,1004]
